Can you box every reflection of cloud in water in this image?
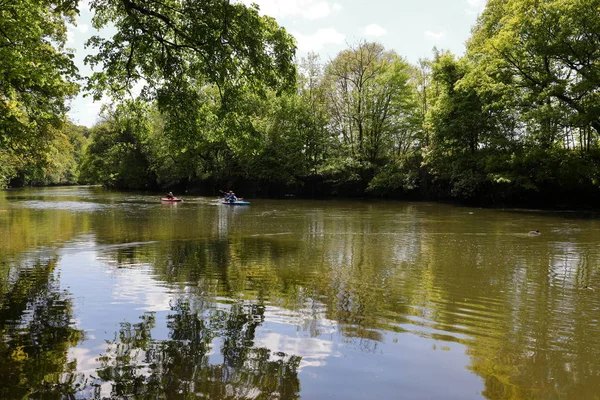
[265,305,337,336]
[68,343,107,374]
[109,266,174,312]
[255,332,339,370]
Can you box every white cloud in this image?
[241,0,342,20]
[363,24,387,37]
[110,265,174,312]
[68,345,107,374]
[303,2,330,19]
[78,0,92,14]
[293,27,345,51]
[65,19,89,45]
[424,30,446,40]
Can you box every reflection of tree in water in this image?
[418,230,600,399]
[101,237,390,355]
[93,299,301,399]
[0,257,84,398]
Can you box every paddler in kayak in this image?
[166,191,175,200]
[225,191,238,203]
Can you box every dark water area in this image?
[1,187,600,399]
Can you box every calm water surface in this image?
[1,187,600,399]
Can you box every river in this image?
[1,186,599,399]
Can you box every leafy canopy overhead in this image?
[86,0,297,109]
[0,0,79,127]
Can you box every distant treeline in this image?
[2,0,600,207]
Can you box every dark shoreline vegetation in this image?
[2,0,600,209]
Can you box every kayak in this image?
[161,198,182,202]
[221,200,250,205]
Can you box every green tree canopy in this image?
[468,0,600,135]
[323,42,417,164]
[0,0,80,186]
[86,0,297,111]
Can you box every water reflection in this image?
[1,187,600,399]
[80,300,301,399]
[0,256,84,398]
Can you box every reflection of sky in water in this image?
[14,200,162,213]
[255,331,338,369]
[15,200,111,212]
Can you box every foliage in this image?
[4,0,600,206]
[79,101,155,189]
[468,0,600,136]
[85,0,297,108]
[0,0,80,187]
[323,41,419,164]
[316,41,421,193]
[424,52,493,199]
[367,153,422,195]
[13,122,89,186]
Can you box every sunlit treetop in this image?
[467,0,600,133]
[85,0,297,110]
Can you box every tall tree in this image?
[298,53,331,176]
[324,42,417,164]
[0,0,80,187]
[425,52,499,199]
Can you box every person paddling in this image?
[166,191,175,200]
[225,190,237,203]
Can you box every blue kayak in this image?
[221,200,251,205]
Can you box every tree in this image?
[79,101,156,189]
[411,58,438,148]
[318,42,419,195]
[468,0,600,137]
[85,0,297,110]
[11,122,89,186]
[455,0,600,203]
[324,42,417,164]
[425,52,500,199]
[0,0,80,187]
[297,53,332,177]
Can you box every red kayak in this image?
[161,198,182,202]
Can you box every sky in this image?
[66,0,487,127]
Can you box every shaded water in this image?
[1,187,600,399]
